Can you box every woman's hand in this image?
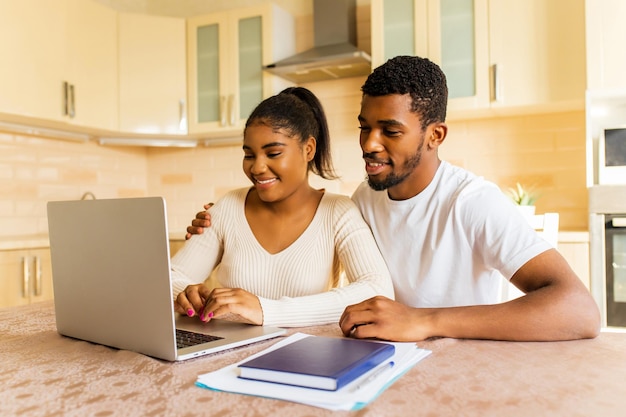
[175,284,211,317]
[201,288,264,325]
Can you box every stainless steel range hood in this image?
[263,0,371,84]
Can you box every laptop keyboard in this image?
[176,329,224,349]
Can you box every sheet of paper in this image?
[196,333,432,411]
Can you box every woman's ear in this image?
[305,136,317,161]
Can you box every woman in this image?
[172,87,393,327]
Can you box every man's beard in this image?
[366,146,423,191]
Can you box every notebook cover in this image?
[238,336,395,391]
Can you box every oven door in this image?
[605,215,626,326]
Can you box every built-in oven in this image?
[586,90,626,328]
[605,215,626,326]
[589,186,626,328]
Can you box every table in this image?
[1,301,625,416]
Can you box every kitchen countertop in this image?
[1,231,590,251]
[0,233,188,251]
[2,301,625,417]
[0,235,50,251]
[558,230,589,243]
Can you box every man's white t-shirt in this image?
[352,161,551,308]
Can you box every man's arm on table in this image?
[339,249,601,342]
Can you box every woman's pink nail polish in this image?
[208,312,214,319]
[187,309,194,317]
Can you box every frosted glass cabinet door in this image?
[371,0,488,110]
[188,10,266,134]
[382,0,416,61]
[427,0,489,110]
[371,0,427,68]
[237,16,263,123]
[187,5,294,135]
[188,12,232,133]
[438,0,476,99]
[196,23,221,125]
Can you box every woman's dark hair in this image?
[244,87,337,180]
[361,55,448,129]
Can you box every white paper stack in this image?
[196,333,432,411]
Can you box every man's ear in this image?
[305,136,317,161]
[428,122,447,150]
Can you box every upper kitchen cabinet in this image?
[586,0,626,91]
[371,0,490,112]
[0,0,66,123]
[370,0,586,117]
[486,0,585,112]
[186,4,295,136]
[118,13,187,135]
[65,0,118,130]
[0,0,118,131]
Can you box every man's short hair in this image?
[361,55,448,129]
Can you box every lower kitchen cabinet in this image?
[0,248,54,308]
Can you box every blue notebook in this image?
[237,336,395,391]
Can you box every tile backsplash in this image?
[0,81,586,239]
[0,132,148,237]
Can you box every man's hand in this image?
[339,296,434,342]
[185,203,213,240]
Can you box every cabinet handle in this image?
[69,84,76,118]
[22,256,30,298]
[490,64,499,102]
[220,96,228,126]
[63,81,70,116]
[178,99,186,131]
[229,94,236,126]
[34,256,42,297]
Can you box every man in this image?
[187,56,600,342]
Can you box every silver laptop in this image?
[47,197,285,361]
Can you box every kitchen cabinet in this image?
[0,248,53,308]
[0,0,66,122]
[370,0,585,116]
[371,0,489,112]
[118,13,187,135]
[486,0,585,111]
[64,0,118,131]
[186,4,295,136]
[585,0,626,91]
[0,0,118,131]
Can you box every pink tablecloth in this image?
[1,301,625,416]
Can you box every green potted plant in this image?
[507,182,538,218]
